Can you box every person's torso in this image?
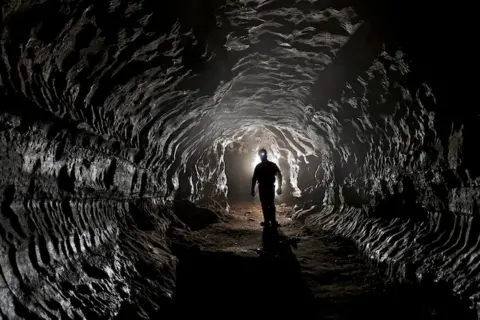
[255,161,278,186]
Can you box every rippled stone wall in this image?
[0,0,475,318]
[302,42,480,314]
[0,104,180,318]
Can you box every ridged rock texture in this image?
[0,0,474,318]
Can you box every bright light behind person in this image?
[250,147,284,227]
[251,150,281,195]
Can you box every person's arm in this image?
[276,165,283,193]
[251,167,257,196]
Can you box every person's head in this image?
[258,148,267,161]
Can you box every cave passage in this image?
[162,204,475,319]
[0,0,478,318]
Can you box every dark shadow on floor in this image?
[164,226,317,318]
[258,224,299,257]
[163,226,476,320]
[361,281,477,320]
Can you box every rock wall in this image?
[0,0,476,318]
[0,106,181,319]
[302,48,480,314]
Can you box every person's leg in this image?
[266,186,276,224]
[259,190,268,224]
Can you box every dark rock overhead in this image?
[0,0,476,318]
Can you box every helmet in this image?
[258,148,267,158]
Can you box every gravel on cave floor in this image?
[165,202,475,320]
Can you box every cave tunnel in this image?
[0,0,477,319]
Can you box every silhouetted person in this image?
[251,148,282,227]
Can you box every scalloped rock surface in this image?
[0,0,475,318]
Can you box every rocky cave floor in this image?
[160,202,476,320]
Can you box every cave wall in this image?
[0,105,182,318]
[0,0,231,203]
[0,1,228,316]
[301,28,480,316]
[0,0,477,317]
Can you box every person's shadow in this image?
[259,224,298,258]
[163,224,316,319]
[255,225,316,315]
